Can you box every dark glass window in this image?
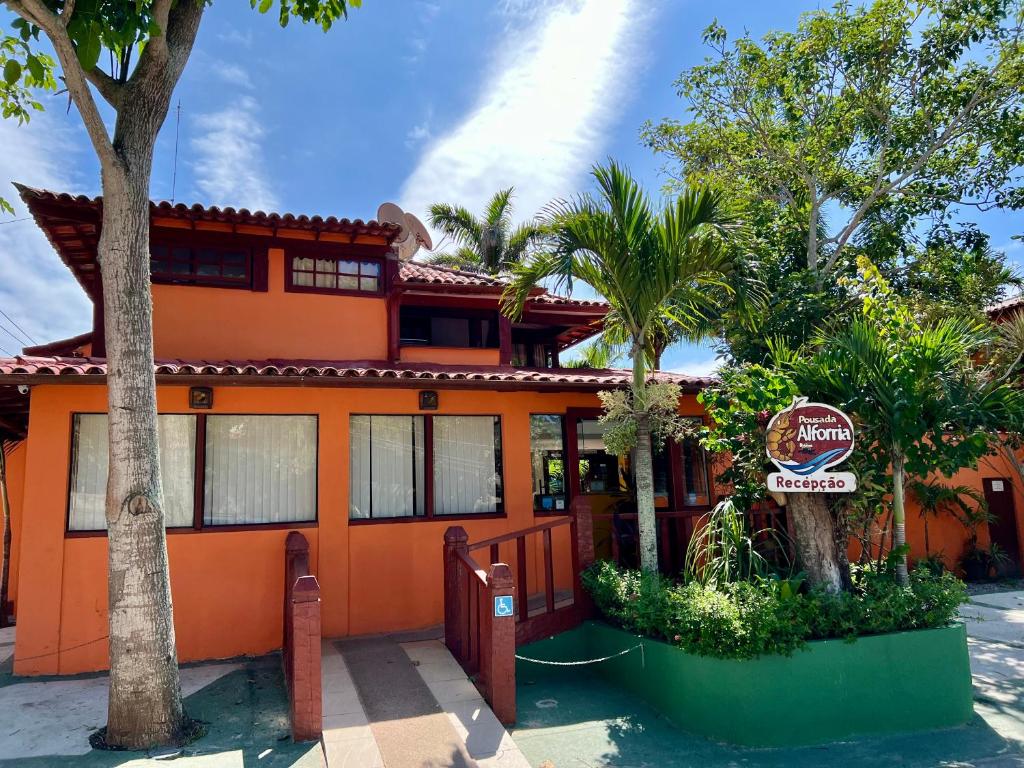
[399,307,499,348]
[151,244,251,286]
[530,415,567,512]
[289,256,381,294]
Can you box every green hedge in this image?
[581,560,966,660]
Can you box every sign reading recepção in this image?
[766,397,857,493]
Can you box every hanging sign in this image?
[765,397,857,493]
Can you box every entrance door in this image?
[983,478,1020,576]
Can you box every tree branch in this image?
[84,67,123,109]
[2,0,119,170]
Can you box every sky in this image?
[0,0,1020,375]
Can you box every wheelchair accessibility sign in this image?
[494,595,514,617]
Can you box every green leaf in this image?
[75,24,101,72]
[258,0,273,13]
[3,59,21,86]
[25,54,44,83]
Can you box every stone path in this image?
[321,635,530,768]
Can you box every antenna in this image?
[376,203,434,262]
[171,100,182,203]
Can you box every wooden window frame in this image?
[530,413,569,516]
[349,413,506,525]
[65,412,319,537]
[284,249,385,297]
[150,238,256,290]
[398,306,501,349]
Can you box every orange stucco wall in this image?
[4,440,25,614]
[13,383,711,675]
[12,374,1020,676]
[399,347,501,366]
[150,247,388,360]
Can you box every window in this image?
[349,414,504,520]
[433,416,503,515]
[349,416,425,519]
[512,342,555,368]
[67,413,317,533]
[680,417,710,506]
[530,415,567,512]
[288,255,381,294]
[68,414,196,531]
[576,418,623,495]
[203,416,317,526]
[151,243,251,286]
[399,307,499,348]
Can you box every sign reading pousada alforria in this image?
[765,397,857,494]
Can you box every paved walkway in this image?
[320,634,529,768]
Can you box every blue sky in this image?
[0,0,1020,373]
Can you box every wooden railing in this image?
[283,531,322,743]
[443,497,594,724]
[595,502,789,574]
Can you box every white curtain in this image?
[203,415,317,525]
[433,416,501,515]
[349,415,425,519]
[68,414,196,531]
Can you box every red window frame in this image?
[150,242,253,288]
[285,251,385,296]
[348,413,506,524]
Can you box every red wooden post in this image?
[444,526,469,659]
[284,531,310,680]
[480,563,516,725]
[516,536,529,622]
[498,316,513,365]
[571,496,595,613]
[289,574,322,742]
[543,528,555,613]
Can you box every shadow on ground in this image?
[0,656,321,768]
[512,664,1024,768]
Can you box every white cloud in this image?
[190,96,278,212]
[0,114,94,349]
[212,62,254,90]
[217,28,253,48]
[399,0,649,226]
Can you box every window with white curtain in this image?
[349,415,425,519]
[433,416,503,515]
[68,414,196,531]
[203,415,317,526]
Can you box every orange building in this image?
[0,187,1020,677]
[0,188,715,675]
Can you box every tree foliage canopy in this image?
[643,0,1024,287]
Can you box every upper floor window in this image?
[151,243,251,287]
[399,307,499,348]
[287,254,382,295]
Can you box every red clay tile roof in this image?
[17,185,404,239]
[0,355,711,390]
[399,261,608,310]
[989,293,1024,317]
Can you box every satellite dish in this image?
[377,202,405,226]
[376,202,433,261]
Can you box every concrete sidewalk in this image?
[0,651,321,767]
[320,634,530,768]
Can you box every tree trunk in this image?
[0,443,12,627]
[892,453,909,586]
[785,492,847,592]
[631,342,658,573]
[99,156,186,748]
[635,413,658,573]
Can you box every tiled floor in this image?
[319,636,531,768]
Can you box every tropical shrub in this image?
[582,560,966,660]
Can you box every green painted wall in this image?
[518,620,974,747]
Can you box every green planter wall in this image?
[518,620,974,747]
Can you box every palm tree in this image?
[503,161,740,572]
[785,260,1024,584]
[424,188,546,275]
